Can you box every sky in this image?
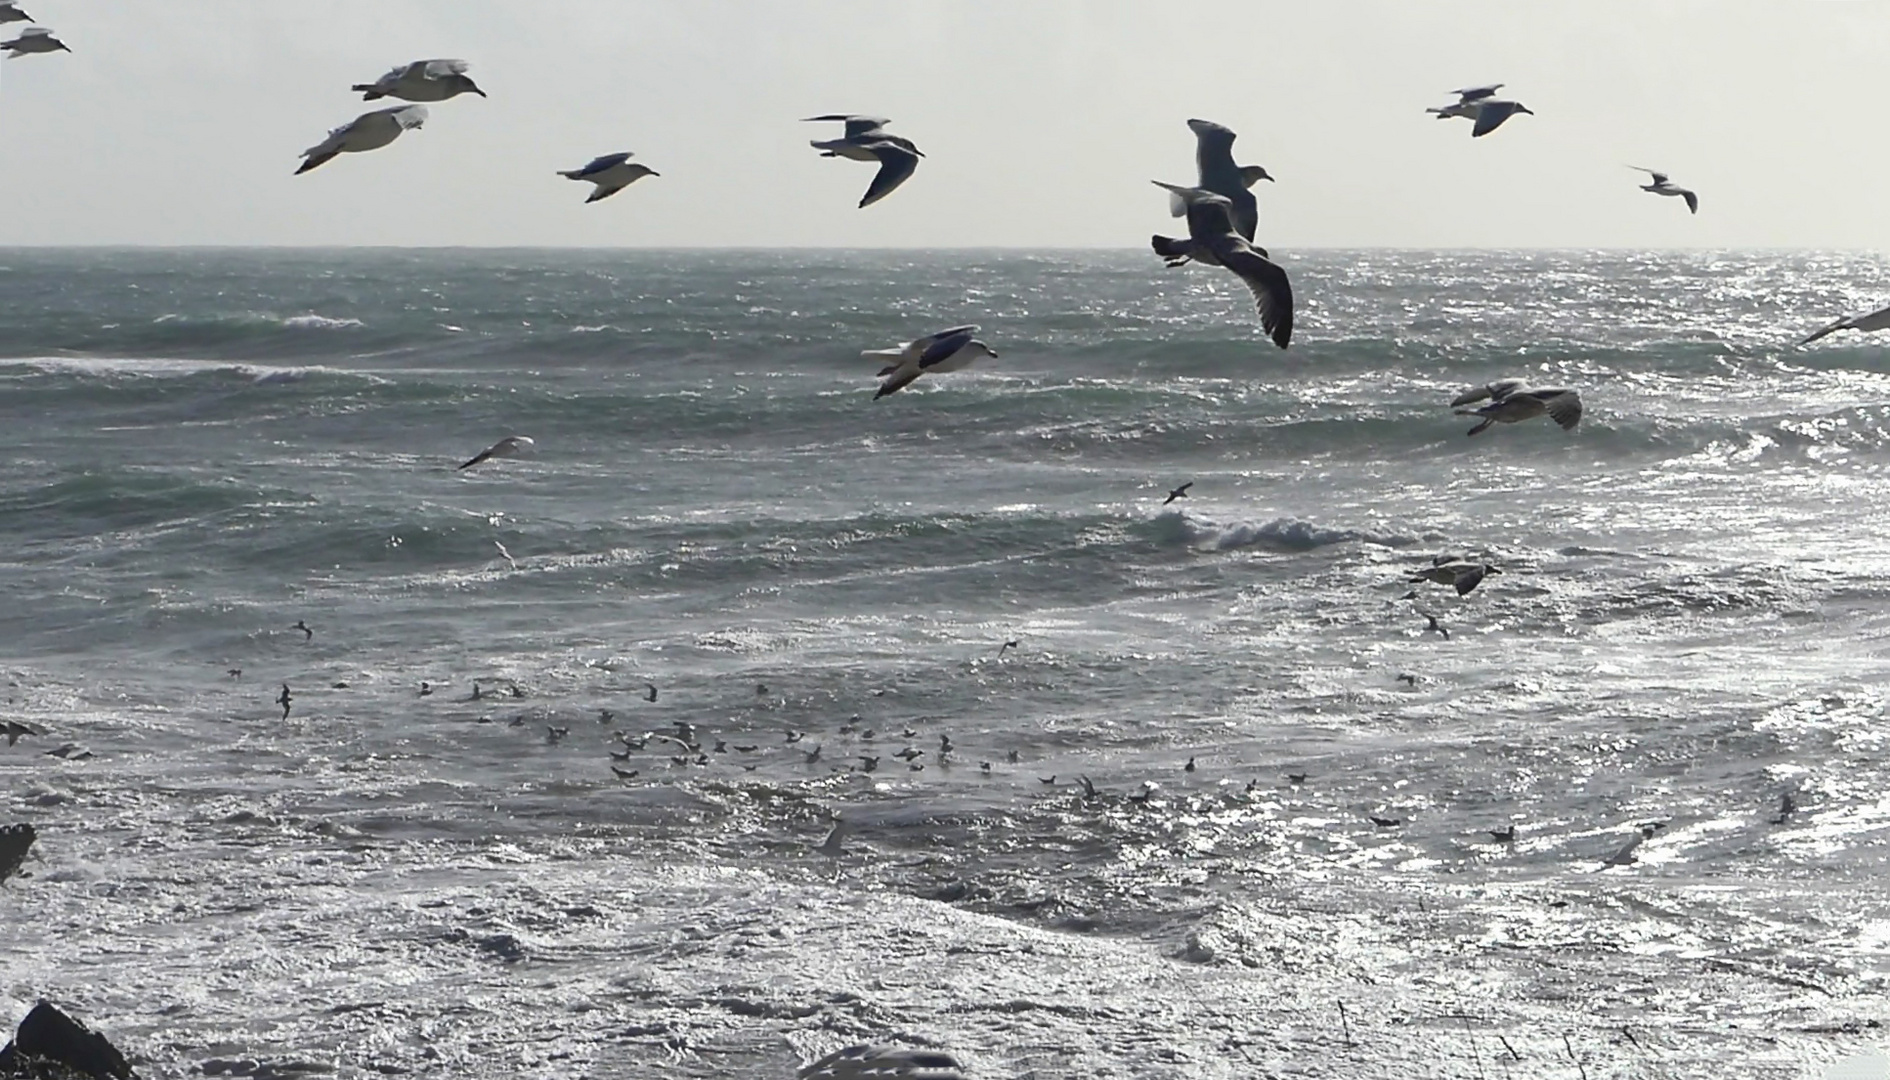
[0,1,1886,249]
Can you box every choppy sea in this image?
[4,247,1890,1078]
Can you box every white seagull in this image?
[296,104,428,175]
[804,114,923,208]
[1426,83,1503,120]
[1181,118,1271,242]
[0,4,34,25]
[1451,379,1581,436]
[865,325,998,400]
[1464,99,1534,138]
[1800,301,1890,347]
[353,59,484,102]
[458,435,535,470]
[798,1044,967,1080]
[3,26,67,56]
[1151,182,1293,349]
[1629,167,1698,214]
[559,153,658,203]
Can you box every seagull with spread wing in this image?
[865,325,998,400]
[458,435,535,470]
[296,105,428,174]
[1630,166,1698,214]
[1180,119,1271,241]
[2,26,67,56]
[1462,98,1534,137]
[1799,301,1890,347]
[559,153,658,203]
[353,59,485,102]
[1150,182,1293,349]
[1426,83,1503,120]
[804,114,924,208]
[0,3,35,26]
[1451,379,1581,436]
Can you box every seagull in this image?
[1,720,38,747]
[275,684,293,720]
[1151,183,1293,349]
[1424,614,1449,640]
[644,682,658,703]
[458,435,534,470]
[1799,300,1890,346]
[815,819,847,858]
[797,1044,966,1080]
[1467,99,1534,138]
[1426,83,1504,120]
[997,639,1019,656]
[296,104,428,175]
[559,153,658,203]
[1630,167,1698,214]
[353,59,484,102]
[1489,824,1518,843]
[2,27,67,56]
[1181,119,1270,241]
[292,619,313,641]
[865,325,999,400]
[1409,558,1501,596]
[493,540,518,570]
[0,4,34,26]
[1163,481,1193,505]
[1451,379,1581,436]
[1370,815,1403,828]
[804,115,923,208]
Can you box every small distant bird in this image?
[1602,830,1647,867]
[546,725,569,743]
[979,761,991,772]
[908,762,924,772]
[2,720,38,746]
[859,755,880,772]
[353,59,484,102]
[559,153,659,203]
[1799,300,1890,347]
[901,728,918,739]
[894,747,923,762]
[597,709,614,724]
[1772,791,1798,825]
[1181,118,1270,241]
[292,620,313,641]
[785,730,804,743]
[296,104,428,175]
[1466,98,1534,137]
[733,744,758,753]
[418,682,433,698]
[860,730,876,741]
[1424,614,1449,640]
[1151,183,1292,349]
[1285,773,1308,785]
[610,765,639,780]
[1425,83,1503,120]
[672,720,696,742]
[0,4,33,26]
[939,734,953,754]
[865,325,999,400]
[804,114,923,208]
[1396,672,1418,686]
[493,540,518,570]
[1038,775,1057,785]
[44,743,91,761]
[797,1043,967,1080]
[1630,167,1698,214]
[458,435,535,470]
[644,683,658,703]
[1007,749,1020,763]
[1410,557,1502,596]
[507,683,525,698]
[997,639,1019,657]
[1489,824,1518,843]
[227,668,242,680]
[1451,379,1581,436]
[1184,756,1197,773]
[275,684,293,720]
[816,820,847,857]
[1370,815,1403,828]
[1077,775,1100,801]
[756,683,770,697]
[804,744,823,764]
[2,27,67,56]
[713,738,728,754]
[1163,481,1193,505]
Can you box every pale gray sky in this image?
[1,1,1884,248]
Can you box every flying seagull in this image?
[1410,557,1501,596]
[1630,167,1698,214]
[1163,481,1192,505]
[353,59,484,102]
[1466,99,1534,137]
[1451,379,1581,436]
[804,114,923,208]
[0,4,34,25]
[1151,182,1293,349]
[1800,301,1890,346]
[1182,118,1270,241]
[296,104,428,175]
[458,435,535,470]
[864,325,998,400]
[1426,83,1504,120]
[797,1044,967,1080]
[558,153,658,203]
[2,27,67,56]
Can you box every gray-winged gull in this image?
[798,1044,966,1080]
[559,153,658,203]
[1630,167,1698,214]
[1151,182,1293,349]
[1451,379,1581,435]
[1409,557,1502,595]
[353,59,484,102]
[1427,83,1504,120]
[296,104,428,174]
[0,3,34,25]
[1468,99,1534,137]
[2,26,66,56]
[865,325,998,400]
[1180,118,1271,241]
[458,435,535,470]
[1800,301,1890,346]
[804,114,923,208]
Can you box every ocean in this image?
[2,247,1888,1078]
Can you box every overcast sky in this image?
[0,1,1885,249]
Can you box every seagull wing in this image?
[1540,389,1582,430]
[1213,239,1294,350]
[858,143,919,208]
[1454,83,1503,102]
[1628,166,1669,185]
[1679,187,1698,214]
[798,1044,967,1080]
[918,325,979,365]
[1799,315,1853,346]
[1471,101,1525,137]
[390,104,429,130]
[458,448,496,470]
[1454,564,1489,595]
[570,152,632,177]
[18,25,51,38]
[420,58,471,79]
[874,361,924,400]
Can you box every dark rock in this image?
[0,825,33,886]
[0,1000,134,1079]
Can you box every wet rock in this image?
[0,1000,134,1079]
[0,824,33,885]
